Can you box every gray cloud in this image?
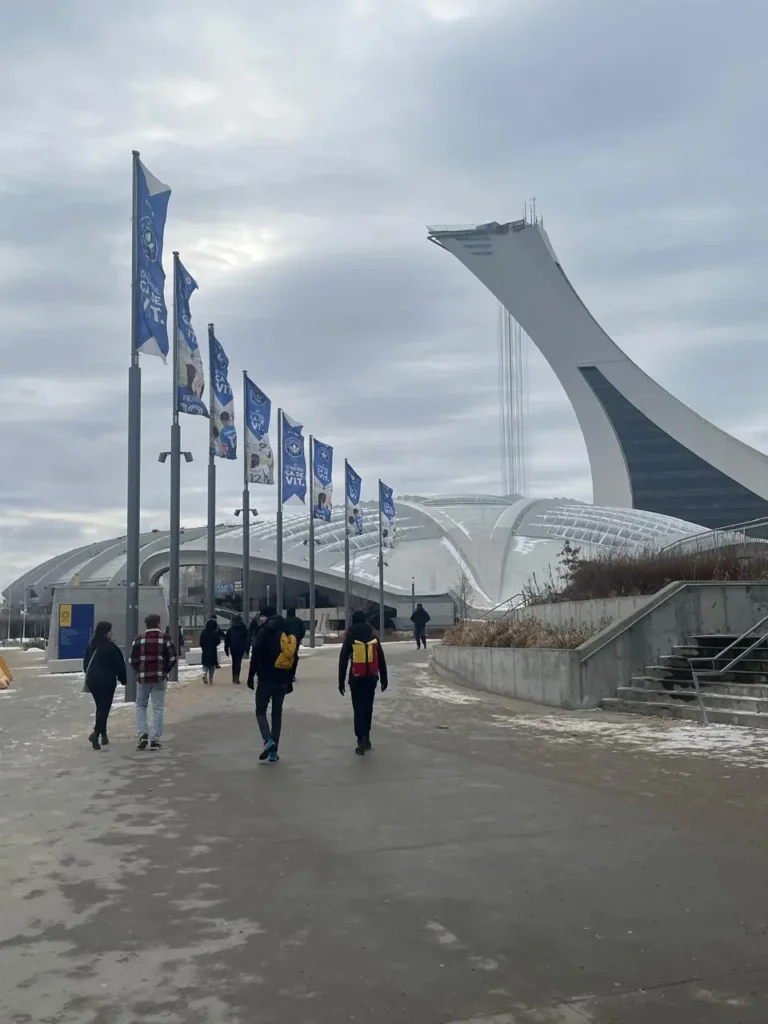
[2,0,768,586]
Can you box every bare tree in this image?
[454,567,475,622]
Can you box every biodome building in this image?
[3,495,703,636]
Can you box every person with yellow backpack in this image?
[247,607,298,763]
[338,610,389,755]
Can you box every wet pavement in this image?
[1,645,767,1022]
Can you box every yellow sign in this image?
[59,604,72,628]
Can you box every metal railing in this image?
[478,592,527,619]
[688,613,768,725]
[660,517,768,556]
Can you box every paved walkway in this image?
[1,645,768,1023]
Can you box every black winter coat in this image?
[84,641,127,690]
[199,627,222,668]
[247,615,293,686]
[225,621,249,656]
[411,607,430,629]
[284,615,307,645]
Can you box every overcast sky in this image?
[2,0,768,589]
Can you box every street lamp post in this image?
[234,506,258,621]
[159,448,194,681]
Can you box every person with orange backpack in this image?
[247,607,298,763]
[338,610,389,755]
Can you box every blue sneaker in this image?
[268,750,279,763]
[259,738,276,762]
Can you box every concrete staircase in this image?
[602,633,768,727]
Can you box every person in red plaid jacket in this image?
[130,613,177,750]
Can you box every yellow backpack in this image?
[351,638,380,678]
[275,633,298,671]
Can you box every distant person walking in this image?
[199,618,221,685]
[247,607,298,762]
[411,603,431,649]
[83,621,126,750]
[338,610,389,755]
[130,613,177,750]
[225,614,249,684]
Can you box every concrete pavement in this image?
[1,644,767,1022]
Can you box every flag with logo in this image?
[134,157,171,359]
[176,259,208,416]
[346,463,363,535]
[210,333,237,459]
[282,414,307,504]
[312,440,333,521]
[245,377,274,484]
[379,480,396,549]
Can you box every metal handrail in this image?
[688,613,768,725]
[660,516,768,555]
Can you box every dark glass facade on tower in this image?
[580,366,768,530]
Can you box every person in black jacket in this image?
[338,611,389,755]
[224,614,249,684]
[199,619,221,684]
[410,603,431,649]
[83,621,127,750]
[247,608,293,762]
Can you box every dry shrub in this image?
[522,541,768,604]
[443,617,596,650]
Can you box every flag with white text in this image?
[134,157,171,359]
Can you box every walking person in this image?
[224,614,249,684]
[130,613,177,750]
[338,610,389,755]
[410,603,431,650]
[247,607,297,763]
[83,621,127,750]
[199,618,221,685]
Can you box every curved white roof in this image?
[3,494,701,611]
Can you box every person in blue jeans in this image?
[130,613,177,750]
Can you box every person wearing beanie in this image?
[338,610,389,755]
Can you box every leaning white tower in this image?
[428,218,768,530]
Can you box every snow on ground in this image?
[490,712,768,770]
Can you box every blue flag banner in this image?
[282,414,307,505]
[346,463,363,535]
[380,481,395,522]
[346,463,362,507]
[380,480,396,549]
[176,259,208,417]
[210,334,237,459]
[312,440,333,521]
[245,377,274,484]
[134,157,171,359]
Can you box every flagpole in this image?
[344,459,351,630]
[167,252,182,681]
[308,436,316,647]
[276,408,284,615]
[206,323,216,622]
[125,149,141,703]
[378,479,385,638]
[242,370,251,625]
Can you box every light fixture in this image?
[158,451,193,463]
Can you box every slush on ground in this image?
[2,644,767,1023]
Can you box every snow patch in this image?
[415,677,482,706]
[491,713,768,768]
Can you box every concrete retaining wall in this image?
[433,582,768,710]
[433,644,583,708]
[512,595,651,629]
